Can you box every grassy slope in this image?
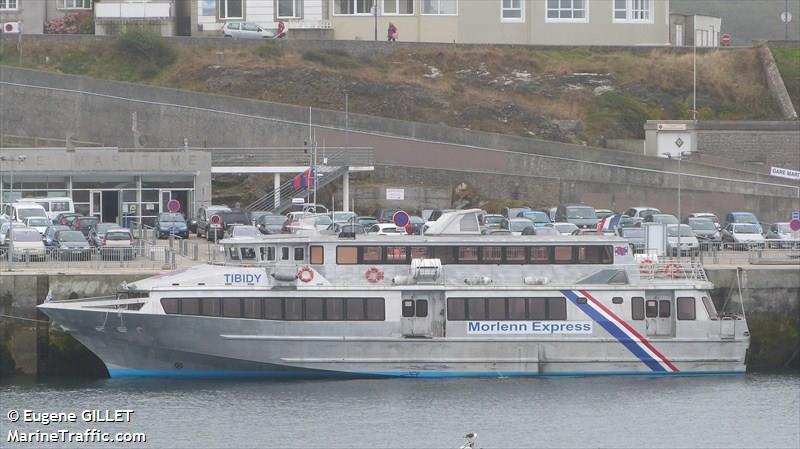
[1,39,784,147]
[771,47,800,113]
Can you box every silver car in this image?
[222,21,274,39]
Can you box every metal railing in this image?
[0,246,177,272]
[246,164,349,213]
[636,260,708,282]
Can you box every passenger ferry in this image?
[38,210,749,378]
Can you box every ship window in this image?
[260,246,276,261]
[508,298,527,319]
[576,297,588,304]
[487,298,507,319]
[530,247,551,264]
[447,297,466,320]
[243,298,262,319]
[467,297,486,320]
[336,246,358,264]
[415,299,428,318]
[482,246,502,263]
[410,246,432,259]
[599,246,614,264]
[305,298,324,320]
[457,246,480,263]
[222,299,242,318]
[241,247,257,260]
[294,247,305,261]
[361,246,382,263]
[264,298,283,320]
[385,246,408,264]
[310,245,324,264]
[346,298,365,320]
[677,297,695,320]
[402,299,415,317]
[366,298,385,321]
[505,246,526,263]
[201,298,220,317]
[325,298,345,320]
[435,246,455,264]
[547,297,567,320]
[228,247,241,261]
[659,300,671,318]
[161,298,179,314]
[281,247,290,260]
[181,298,200,315]
[285,299,303,320]
[645,299,658,318]
[554,246,573,264]
[702,297,718,320]
[612,297,624,304]
[528,298,547,320]
[632,297,644,320]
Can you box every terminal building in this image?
[0,148,212,226]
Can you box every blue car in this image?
[722,212,762,234]
[155,212,188,239]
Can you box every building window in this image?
[421,0,456,15]
[220,0,244,19]
[546,0,587,22]
[277,0,300,18]
[501,0,523,21]
[335,0,375,15]
[383,0,413,15]
[0,0,18,10]
[59,0,91,9]
[614,0,651,22]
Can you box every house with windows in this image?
[0,0,93,34]
[331,0,670,45]
[192,0,332,38]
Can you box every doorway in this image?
[160,190,190,216]
[102,191,120,224]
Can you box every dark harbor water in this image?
[2,373,798,448]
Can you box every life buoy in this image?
[639,259,655,275]
[365,266,384,283]
[297,266,314,283]
[663,263,682,279]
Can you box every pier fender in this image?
[271,270,298,282]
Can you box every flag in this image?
[292,167,315,189]
[598,214,623,233]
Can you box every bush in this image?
[113,28,176,79]
[45,11,93,34]
[302,49,363,68]
[255,43,284,59]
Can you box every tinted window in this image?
[632,297,644,320]
[260,246,276,261]
[294,247,305,261]
[467,298,486,320]
[346,298,365,320]
[487,298,506,319]
[337,246,358,264]
[659,300,671,318]
[161,298,179,314]
[222,299,242,318]
[310,246,324,264]
[457,247,479,263]
[677,297,695,320]
[415,300,428,318]
[402,299,415,317]
[612,297,623,304]
[201,298,220,317]
[264,298,283,320]
[182,298,200,315]
[386,246,407,263]
[482,246,502,263]
[554,246,573,264]
[508,298,526,319]
[243,298,262,319]
[366,298,385,321]
[547,297,567,320]
[528,298,547,320]
[530,247,551,264]
[326,298,345,320]
[410,246,432,259]
[361,246,382,263]
[434,246,455,264]
[505,246,526,263]
[645,299,657,318]
[305,298,324,320]
[447,298,466,320]
[285,299,303,320]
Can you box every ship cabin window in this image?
[336,246,358,264]
[244,298,262,319]
[447,297,567,321]
[645,299,658,318]
[702,296,718,320]
[385,246,407,264]
[506,246,527,263]
[529,247,551,264]
[612,297,624,304]
[482,246,502,263]
[260,246,276,261]
[576,297,588,304]
[161,297,179,314]
[553,246,573,264]
[361,246,382,263]
[305,298,324,320]
[658,300,671,318]
[402,300,415,317]
[294,247,305,261]
[285,299,303,320]
[228,247,241,260]
[410,246,432,259]
[240,247,257,261]
[415,299,428,317]
[677,297,696,320]
[402,298,430,318]
[201,298,220,317]
[281,247,290,260]
[162,297,386,321]
[310,245,324,264]
[457,246,480,263]
[222,298,242,317]
[334,245,615,265]
[632,297,644,320]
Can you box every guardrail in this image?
[0,246,177,272]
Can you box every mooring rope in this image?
[0,313,49,324]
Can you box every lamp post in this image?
[662,151,691,262]
[373,2,378,41]
[0,154,27,210]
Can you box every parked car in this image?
[483,214,504,229]
[595,209,615,220]
[643,214,680,225]
[62,214,82,227]
[522,225,559,236]
[52,230,93,261]
[721,223,764,249]
[623,207,661,219]
[53,212,81,226]
[687,218,721,248]
[44,225,71,248]
[0,222,25,247]
[326,223,367,236]
[71,216,99,236]
[196,205,232,240]
[687,212,720,230]
[723,212,762,233]
[88,223,118,248]
[249,211,274,226]
[357,216,379,227]
[256,214,287,235]
[502,206,531,219]
[222,21,275,39]
[618,216,643,228]
[224,225,261,239]
[552,222,580,236]
[154,212,188,239]
[502,217,535,236]
[666,224,700,256]
[616,227,645,253]
[312,215,333,231]
[367,224,407,235]
[405,215,426,235]
[331,211,357,224]
[555,203,598,230]
[765,222,798,249]
[481,228,512,235]
[99,228,135,260]
[2,202,48,223]
[23,217,51,235]
[8,228,46,261]
[517,210,551,227]
[375,208,402,224]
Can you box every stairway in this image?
[245,165,349,213]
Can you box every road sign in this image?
[790,219,800,232]
[167,199,181,213]
[721,34,731,46]
[792,211,800,220]
[781,12,792,23]
[291,197,305,205]
[392,210,409,227]
[674,137,684,148]
[210,214,221,225]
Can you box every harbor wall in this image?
[1,266,798,377]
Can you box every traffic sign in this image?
[721,34,731,46]
[392,210,409,227]
[167,199,181,213]
[792,211,800,220]
[781,12,792,23]
[210,214,221,225]
[291,197,305,205]
[791,219,800,232]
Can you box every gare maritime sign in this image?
[14,149,208,173]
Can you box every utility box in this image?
[643,223,668,257]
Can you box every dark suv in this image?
[554,203,598,230]
[196,205,231,240]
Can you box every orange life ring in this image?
[639,259,655,275]
[297,266,314,283]
[663,263,682,279]
[365,266,384,283]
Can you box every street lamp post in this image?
[0,154,27,211]
[662,151,691,262]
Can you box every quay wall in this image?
[1,267,798,377]
[1,67,798,223]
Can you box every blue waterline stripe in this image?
[560,289,666,373]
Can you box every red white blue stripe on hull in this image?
[561,290,679,373]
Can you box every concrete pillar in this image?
[342,169,350,212]
[274,173,281,210]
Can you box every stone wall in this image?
[757,43,798,120]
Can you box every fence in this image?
[0,245,177,272]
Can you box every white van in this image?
[17,197,74,221]
[2,202,48,223]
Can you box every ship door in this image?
[401,294,432,338]
[645,292,675,338]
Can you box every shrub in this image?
[113,28,176,79]
[302,49,363,68]
[45,11,93,34]
[255,43,284,59]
